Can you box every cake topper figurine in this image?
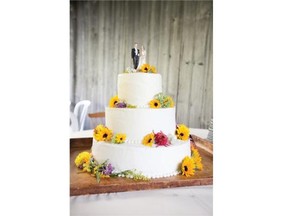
[131,43,140,69]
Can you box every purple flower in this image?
[116,102,127,108]
[102,163,114,175]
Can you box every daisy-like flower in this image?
[154,131,170,147]
[113,133,126,144]
[142,133,154,147]
[192,148,203,171]
[150,65,157,73]
[109,95,119,108]
[94,125,113,141]
[149,99,161,108]
[140,63,150,73]
[181,156,195,177]
[175,124,190,141]
[74,151,91,168]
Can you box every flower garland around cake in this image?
[149,93,174,108]
[123,64,156,73]
[142,131,171,147]
[139,63,157,73]
[94,124,126,144]
[74,152,149,183]
[109,95,137,108]
[141,124,190,147]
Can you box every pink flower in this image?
[154,131,170,147]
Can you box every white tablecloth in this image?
[70,129,212,216]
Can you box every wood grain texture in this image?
[70,1,213,130]
[70,137,213,196]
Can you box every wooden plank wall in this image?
[70,0,213,130]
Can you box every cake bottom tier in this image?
[91,139,191,178]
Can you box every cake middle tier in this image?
[105,107,176,143]
[118,73,162,107]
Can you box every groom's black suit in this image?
[131,48,140,69]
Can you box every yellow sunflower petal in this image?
[149,99,161,108]
[74,151,91,168]
[181,156,195,177]
[150,65,157,73]
[140,64,150,73]
[192,148,203,170]
[142,133,154,147]
[175,124,190,141]
[109,95,119,108]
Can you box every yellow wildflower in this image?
[74,151,91,168]
[150,65,157,73]
[192,148,203,171]
[114,133,126,144]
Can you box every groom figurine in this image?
[131,43,140,69]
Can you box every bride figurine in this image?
[137,45,146,69]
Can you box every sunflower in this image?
[113,133,126,144]
[192,148,203,171]
[94,126,113,141]
[94,124,105,134]
[150,65,157,73]
[149,99,161,108]
[74,151,91,168]
[175,124,190,141]
[142,133,154,147]
[140,63,150,73]
[181,156,195,177]
[109,95,119,108]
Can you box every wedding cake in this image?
[91,63,191,179]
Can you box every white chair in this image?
[73,100,91,131]
[70,111,79,132]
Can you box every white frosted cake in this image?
[92,68,191,179]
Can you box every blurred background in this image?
[70,0,213,130]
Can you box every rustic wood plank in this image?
[88,112,105,118]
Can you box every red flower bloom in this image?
[154,131,170,147]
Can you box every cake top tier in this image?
[118,73,162,107]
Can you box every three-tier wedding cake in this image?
[91,64,191,179]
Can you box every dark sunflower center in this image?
[180,133,184,136]
[103,133,108,138]
[114,100,118,105]
[154,102,158,106]
[148,138,152,143]
[145,67,148,70]
[120,137,123,140]
[184,166,188,171]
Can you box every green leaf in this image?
[96,172,101,183]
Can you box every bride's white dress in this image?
[137,50,146,69]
